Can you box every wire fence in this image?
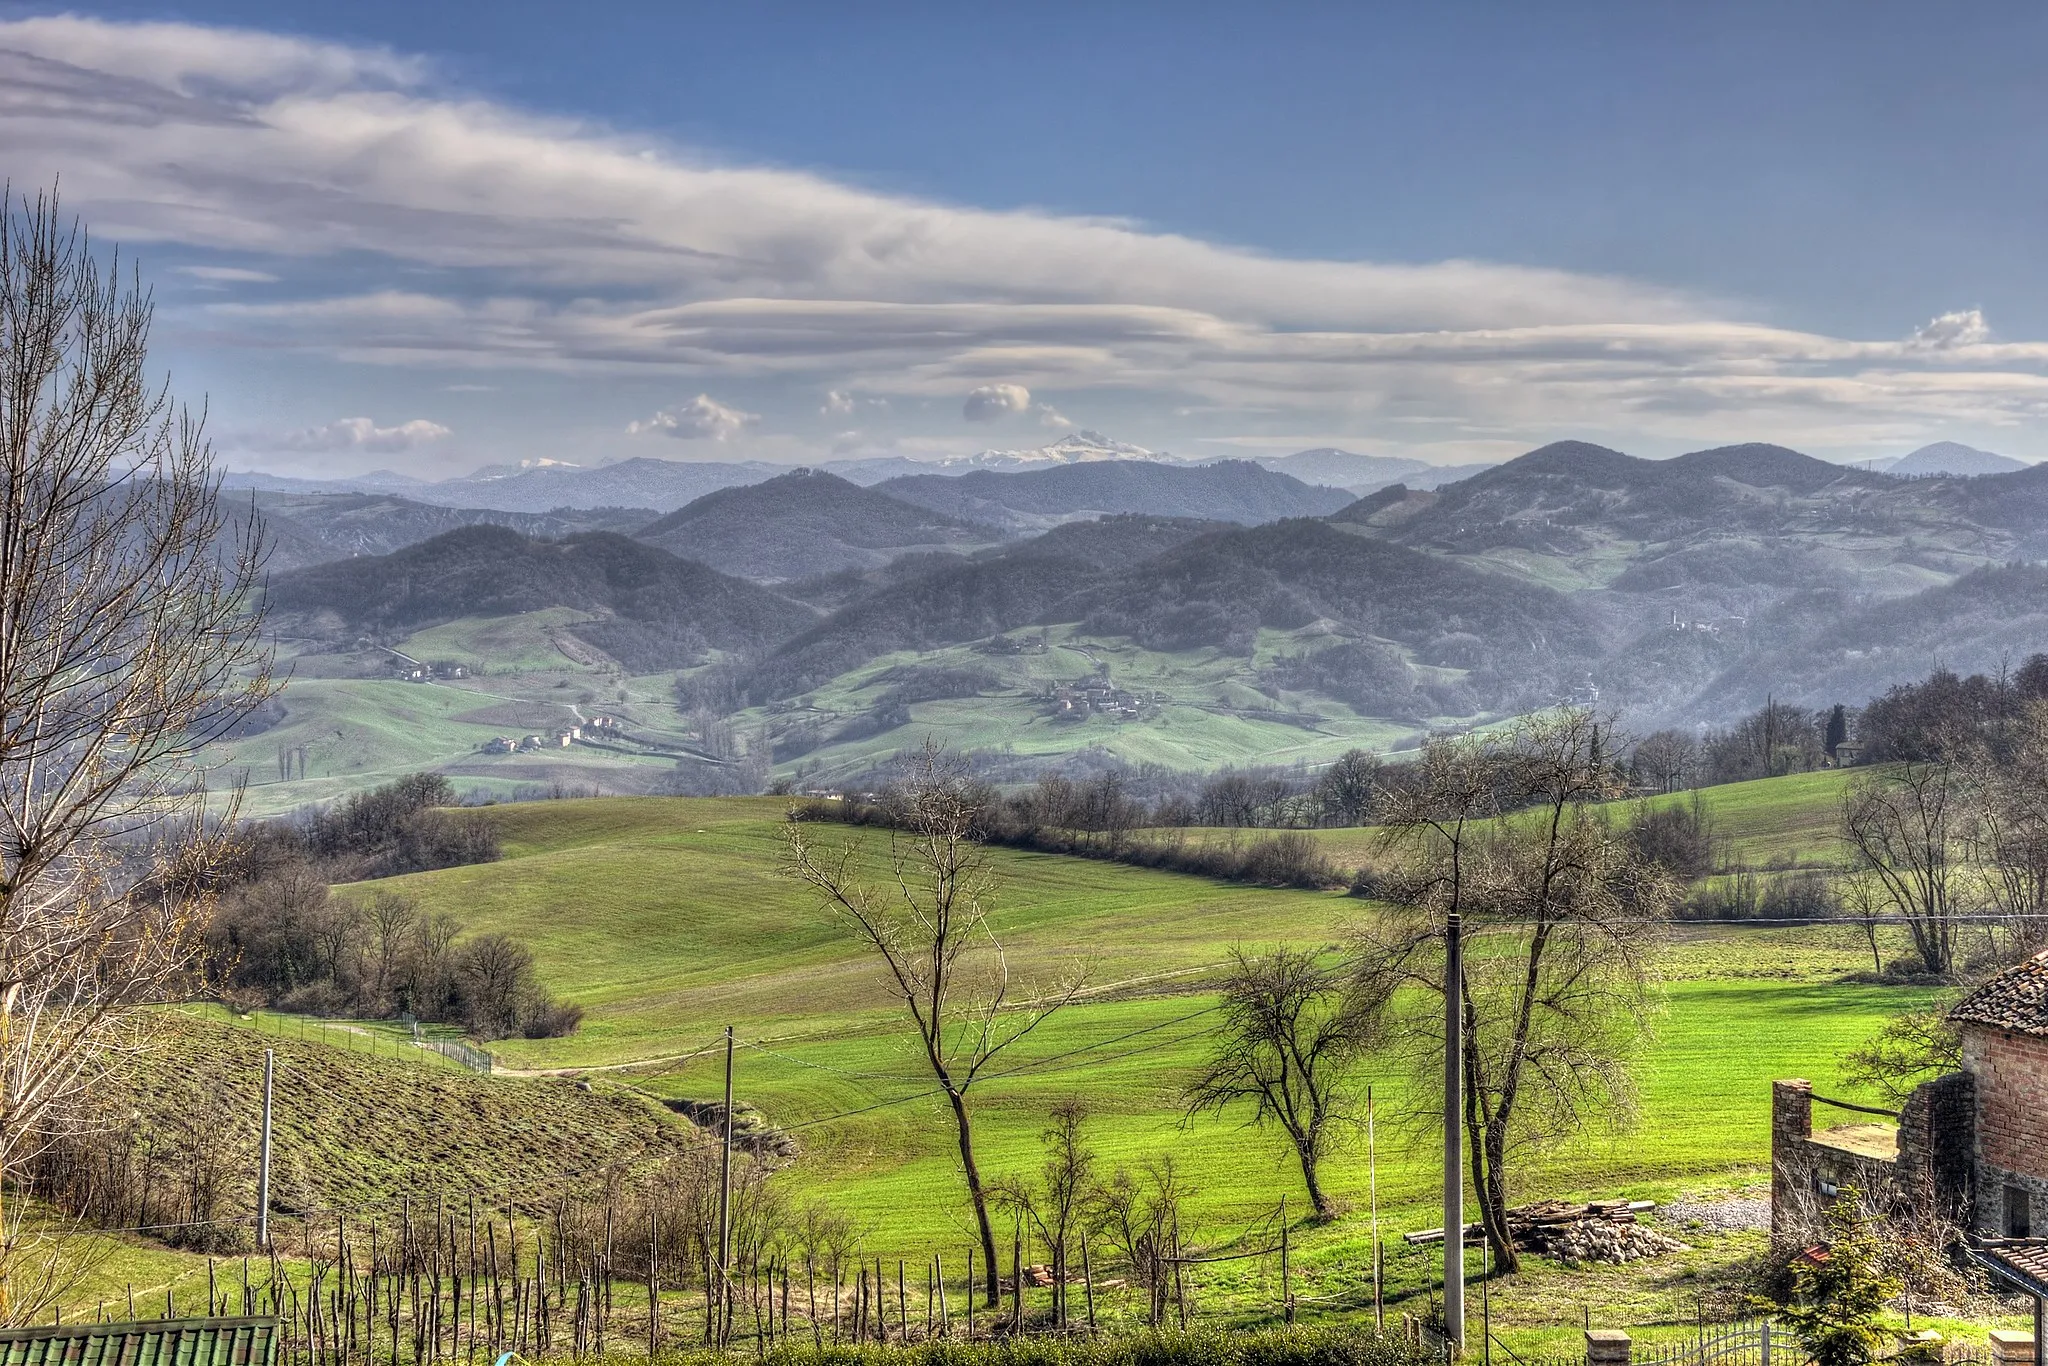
[181,1004,495,1074]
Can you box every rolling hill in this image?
[874,459,1353,532]
[248,491,657,571]
[265,525,817,670]
[632,469,1000,580]
[1886,441,2029,477]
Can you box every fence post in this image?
[1587,1329,1633,1366]
[1990,1330,2038,1366]
[1761,1320,1771,1366]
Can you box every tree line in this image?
[208,775,581,1040]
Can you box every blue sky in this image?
[6,1,2048,476]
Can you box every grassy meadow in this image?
[315,789,1944,1343]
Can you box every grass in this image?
[322,793,1946,1346]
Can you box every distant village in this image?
[1037,677,1162,720]
[481,714,625,755]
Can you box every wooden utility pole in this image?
[717,1025,734,1346]
[258,1049,275,1248]
[1368,1083,1383,1329]
[1444,911,1465,1354]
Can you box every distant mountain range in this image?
[247,433,2048,779]
[874,459,1353,533]
[225,431,1491,511]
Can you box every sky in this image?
[7,1,2048,478]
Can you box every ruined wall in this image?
[1770,1079,1906,1237]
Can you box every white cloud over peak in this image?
[6,15,2048,458]
[275,416,450,452]
[629,394,759,441]
[963,383,1033,421]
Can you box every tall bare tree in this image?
[1840,762,1960,976]
[782,744,1074,1306]
[0,186,271,1316]
[1185,946,1370,1217]
[1354,710,1678,1272]
[1958,701,2048,959]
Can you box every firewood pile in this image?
[1403,1197,1688,1267]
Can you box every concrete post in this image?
[1991,1330,2038,1366]
[1770,1079,1814,1235]
[1586,1329,1632,1366]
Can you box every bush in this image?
[1626,797,1717,880]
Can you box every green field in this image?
[1148,766,1858,879]
[331,793,1934,1342]
[212,614,1482,812]
[747,624,1442,782]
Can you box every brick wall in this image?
[1964,1025,2048,1235]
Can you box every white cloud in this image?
[629,394,758,440]
[1032,401,1073,429]
[7,15,2048,457]
[176,265,279,283]
[1909,308,1990,350]
[274,416,450,452]
[963,383,1032,421]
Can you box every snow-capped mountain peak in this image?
[953,430,1176,471]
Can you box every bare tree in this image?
[1089,1156,1193,1328]
[1355,710,1678,1272]
[1316,749,1381,826]
[0,187,271,1315]
[1829,873,1890,976]
[995,1099,1097,1326]
[782,743,1076,1306]
[1958,702,2048,960]
[1185,946,1369,1217]
[1840,763,1960,976]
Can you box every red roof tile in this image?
[1950,950,2048,1037]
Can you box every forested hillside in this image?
[265,525,816,670]
[632,469,999,579]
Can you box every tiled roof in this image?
[1972,1239,2048,1298]
[1950,950,2048,1037]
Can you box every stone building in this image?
[1952,949,2048,1238]
[1771,948,2048,1238]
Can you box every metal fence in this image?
[1635,1321,1779,1366]
[419,1037,495,1073]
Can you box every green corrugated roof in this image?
[0,1317,277,1366]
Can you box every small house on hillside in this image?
[1771,948,2048,1241]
